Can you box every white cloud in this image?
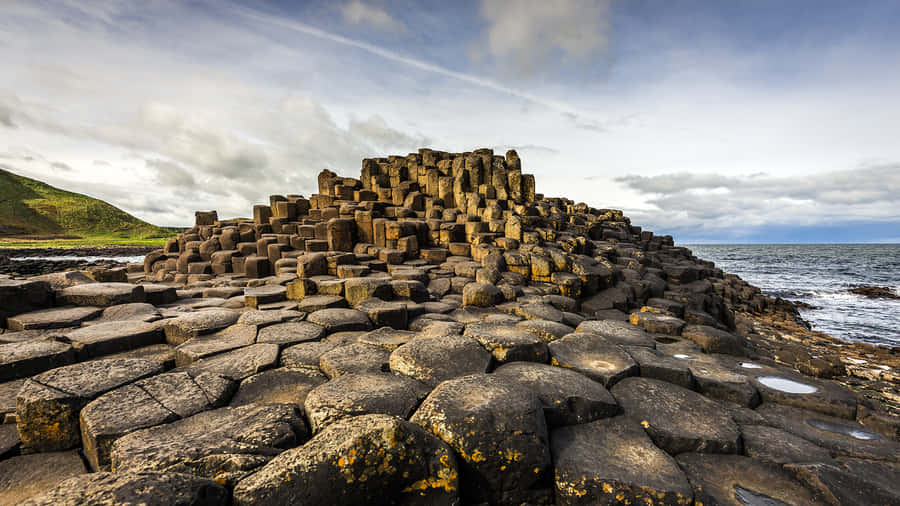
[475,0,614,76]
[616,164,900,238]
[340,0,407,34]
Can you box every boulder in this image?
[357,327,416,350]
[547,333,637,387]
[494,362,618,426]
[676,453,822,506]
[551,417,693,505]
[19,472,229,506]
[304,373,428,432]
[111,403,308,486]
[232,414,459,506]
[0,450,87,505]
[80,371,235,470]
[7,306,102,331]
[463,322,549,363]
[611,377,741,455]
[16,358,164,452]
[0,423,19,457]
[389,334,491,388]
[57,282,145,307]
[411,373,552,504]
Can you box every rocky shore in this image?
[1,148,898,505]
[0,246,157,277]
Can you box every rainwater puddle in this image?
[757,376,819,394]
[806,419,881,440]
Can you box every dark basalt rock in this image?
[410,373,552,505]
[494,361,618,427]
[785,458,900,506]
[575,319,656,348]
[229,367,327,410]
[19,472,229,506]
[304,372,428,432]
[111,403,308,486]
[163,309,240,345]
[551,417,693,505]
[848,285,900,299]
[389,334,491,387]
[548,333,638,387]
[56,282,145,307]
[80,371,235,470]
[756,403,900,462]
[232,414,460,506]
[0,450,87,505]
[611,377,741,455]
[463,322,549,363]
[740,424,833,465]
[0,339,75,382]
[16,358,164,452]
[6,306,102,331]
[319,342,391,378]
[676,453,823,506]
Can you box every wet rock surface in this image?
[1,147,898,503]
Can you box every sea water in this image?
[687,244,900,346]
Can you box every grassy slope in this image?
[0,168,177,247]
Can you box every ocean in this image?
[686,244,900,347]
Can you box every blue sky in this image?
[1,0,899,242]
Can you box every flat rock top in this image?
[551,417,692,503]
[27,358,163,398]
[65,320,160,342]
[611,376,741,455]
[58,283,140,296]
[0,450,87,505]
[19,472,228,506]
[0,339,71,363]
[7,306,102,330]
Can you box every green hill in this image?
[0,167,176,243]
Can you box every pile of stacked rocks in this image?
[1,148,899,505]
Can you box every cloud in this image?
[475,0,614,76]
[50,161,72,172]
[616,164,900,239]
[347,114,430,150]
[145,158,196,188]
[340,1,407,34]
[0,102,15,128]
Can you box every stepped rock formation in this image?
[1,148,900,504]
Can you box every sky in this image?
[2,0,899,243]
